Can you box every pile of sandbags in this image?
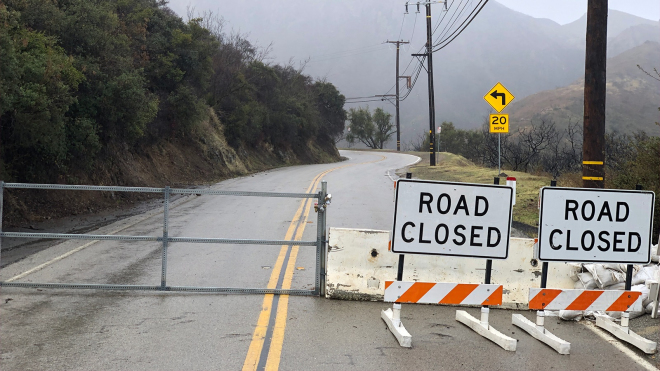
[557,244,659,321]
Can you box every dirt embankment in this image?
[2,112,340,229]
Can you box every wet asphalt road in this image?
[0,150,658,370]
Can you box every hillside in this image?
[0,0,344,226]
[507,41,660,135]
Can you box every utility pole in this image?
[386,40,410,151]
[582,0,607,188]
[412,1,444,166]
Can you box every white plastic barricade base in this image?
[381,304,412,348]
[595,313,657,354]
[512,311,570,354]
[648,280,659,319]
[456,308,517,351]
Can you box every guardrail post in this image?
[0,181,4,268]
[161,186,170,290]
[316,181,328,297]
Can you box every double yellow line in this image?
[242,155,386,371]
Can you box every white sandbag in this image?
[568,263,582,282]
[559,310,583,321]
[604,282,626,290]
[577,272,598,289]
[646,301,655,314]
[584,264,626,288]
[634,266,659,286]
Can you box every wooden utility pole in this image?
[582,0,607,188]
[386,40,410,151]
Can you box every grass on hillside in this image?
[401,152,555,237]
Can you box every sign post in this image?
[513,184,657,354]
[489,114,509,175]
[383,178,517,351]
[484,83,514,176]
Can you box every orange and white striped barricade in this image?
[514,185,657,355]
[382,281,516,350]
[384,177,516,350]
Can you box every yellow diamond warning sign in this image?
[484,82,515,113]
[489,114,509,133]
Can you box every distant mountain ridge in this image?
[186,1,660,142]
[507,41,660,135]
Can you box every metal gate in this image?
[0,181,329,296]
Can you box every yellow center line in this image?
[242,155,386,371]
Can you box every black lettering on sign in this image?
[402,222,415,243]
[598,231,610,251]
[453,225,466,245]
[566,230,579,250]
[597,201,613,222]
[613,231,625,251]
[419,193,433,213]
[581,230,595,251]
[487,227,501,247]
[419,223,431,244]
[581,200,595,221]
[616,202,629,222]
[470,226,483,247]
[435,224,449,244]
[454,195,469,216]
[550,229,563,250]
[628,232,641,252]
[565,200,578,220]
[475,196,489,217]
[437,193,451,214]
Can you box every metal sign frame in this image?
[391,179,513,259]
[0,181,329,296]
[538,186,655,263]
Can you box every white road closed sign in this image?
[392,180,513,259]
[538,187,655,263]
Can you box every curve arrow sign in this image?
[490,90,506,105]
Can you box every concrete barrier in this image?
[326,227,574,308]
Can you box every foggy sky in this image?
[167,0,659,27]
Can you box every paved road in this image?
[1,150,658,370]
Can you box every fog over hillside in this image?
[171,1,659,146]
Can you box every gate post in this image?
[161,186,170,290]
[0,181,4,268]
[316,181,328,296]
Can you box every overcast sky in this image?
[167,0,659,26]
[496,0,659,24]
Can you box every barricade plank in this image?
[384,281,503,305]
[528,289,642,312]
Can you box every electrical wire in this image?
[344,99,389,104]
[433,0,488,50]
[434,0,470,44]
[398,13,406,41]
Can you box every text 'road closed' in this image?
[392,180,513,259]
[538,187,655,263]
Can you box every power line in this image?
[344,99,389,104]
[434,0,469,44]
[398,13,407,40]
[433,0,488,50]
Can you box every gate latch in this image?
[315,194,332,212]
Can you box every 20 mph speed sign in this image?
[392,180,513,259]
[538,187,655,263]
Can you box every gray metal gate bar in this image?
[3,183,316,199]
[0,181,327,295]
[0,282,315,295]
[0,232,317,246]
[161,186,170,289]
[0,181,3,269]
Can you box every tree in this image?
[345,107,395,149]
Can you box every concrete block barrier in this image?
[326,227,574,308]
